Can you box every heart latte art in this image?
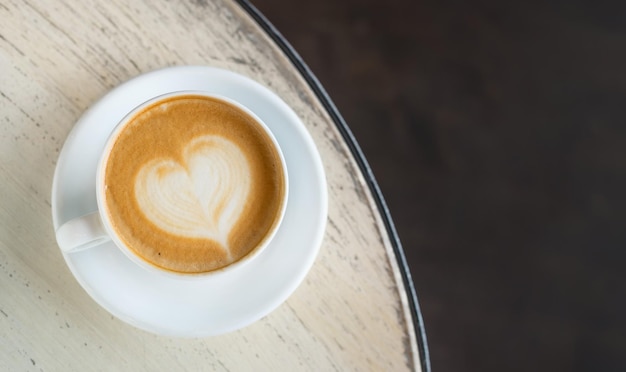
[102,95,286,274]
[135,135,251,261]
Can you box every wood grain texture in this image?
[0,0,420,370]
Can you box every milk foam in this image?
[135,135,251,257]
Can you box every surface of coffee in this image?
[103,94,286,273]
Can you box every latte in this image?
[102,94,286,274]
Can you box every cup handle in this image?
[56,212,110,253]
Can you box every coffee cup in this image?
[56,91,288,277]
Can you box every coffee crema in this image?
[102,94,286,274]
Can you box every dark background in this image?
[250,0,626,370]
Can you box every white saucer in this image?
[51,66,327,337]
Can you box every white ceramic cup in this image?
[55,91,288,278]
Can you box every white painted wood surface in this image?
[0,0,420,370]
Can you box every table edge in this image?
[236,1,431,370]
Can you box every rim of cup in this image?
[95,90,289,280]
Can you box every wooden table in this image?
[0,0,429,370]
